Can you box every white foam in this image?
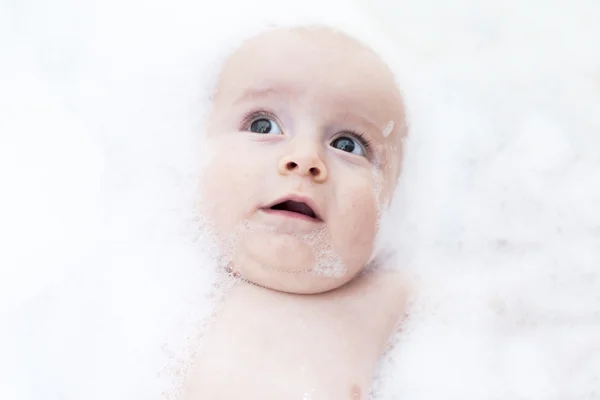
[365,0,600,398]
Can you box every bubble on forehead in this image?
[382,120,395,138]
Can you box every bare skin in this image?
[184,271,408,399]
[183,27,408,398]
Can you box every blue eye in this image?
[249,118,282,135]
[330,135,368,157]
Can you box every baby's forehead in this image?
[212,27,403,124]
[219,29,390,86]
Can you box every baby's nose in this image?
[278,152,328,183]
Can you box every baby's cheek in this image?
[331,179,379,266]
[199,153,247,234]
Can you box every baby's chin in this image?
[231,229,358,294]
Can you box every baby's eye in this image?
[330,135,368,157]
[249,118,282,135]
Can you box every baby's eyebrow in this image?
[233,85,299,105]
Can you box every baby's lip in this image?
[263,194,323,222]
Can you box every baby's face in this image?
[200,28,404,293]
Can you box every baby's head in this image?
[199,26,405,294]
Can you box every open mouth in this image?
[268,200,320,221]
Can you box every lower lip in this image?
[261,208,321,223]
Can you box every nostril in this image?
[286,161,298,170]
[309,167,320,176]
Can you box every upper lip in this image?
[263,194,323,221]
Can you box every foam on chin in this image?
[212,218,348,277]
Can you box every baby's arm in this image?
[184,271,408,399]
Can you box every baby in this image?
[185,26,408,399]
